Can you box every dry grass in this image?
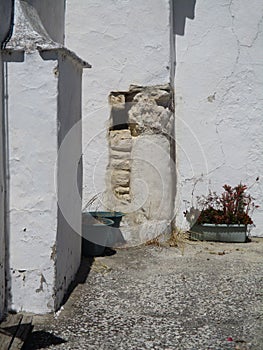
[167,228,189,255]
[91,259,112,274]
[144,228,190,255]
[145,236,162,247]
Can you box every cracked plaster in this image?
[65,0,171,208]
[175,0,263,236]
[66,0,263,237]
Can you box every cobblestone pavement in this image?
[24,238,263,350]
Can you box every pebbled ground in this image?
[23,238,263,350]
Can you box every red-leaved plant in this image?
[184,184,258,226]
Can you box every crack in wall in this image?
[214,0,263,173]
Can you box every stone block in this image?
[110,149,131,160]
[109,94,125,110]
[111,170,130,187]
[109,130,132,151]
[114,186,130,195]
[111,159,131,170]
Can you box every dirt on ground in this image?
[24,237,263,350]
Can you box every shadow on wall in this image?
[172,0,196,36]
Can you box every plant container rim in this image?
[190,223,248,243]
[197,223,247,228]
[87,211,125,217]
[82,215,114,227]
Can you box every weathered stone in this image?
[109,130,132,151]
[110,149,131,159]
[114,186,130,195]
[117,193,131,202]
[106,85,174,241]
[133,88,170,105]
[108,94,125,110]
[128,89,173,136]
[111,170,130,187]
[111,159,130,170]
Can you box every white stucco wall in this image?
[8,52,58,313]
[0,54,6,320]
[175,0,263,236]
[65,0,171,208]
[7,50,84,313]
[8,50,84,313]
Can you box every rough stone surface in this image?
[106,132,174,246]
[24,238,263,350]
[110,149,131,160]
[109,94,126,110]
[110,170,130,188]
[109,130,132,152]
[129,87,173,136]
[107,130,132,201]
[111,159,131,171]
[7,0,58,52]
[105,86,175,245]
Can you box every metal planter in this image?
[82,215,114,256]
[190,224,247,243]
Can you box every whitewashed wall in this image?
[8,52,58,313]
[65,0,171,209]
[8,50,83,313]
[66,0,263,237]
[175,0,263,236]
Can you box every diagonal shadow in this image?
[1,322,33,341]
[61,255,94,306]
[22,330,67,350]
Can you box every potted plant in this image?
[184,183,258,243]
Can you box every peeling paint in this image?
[7,1,85,313]
[36,274,47,293]
[207,92,216,103]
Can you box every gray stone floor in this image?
[23,238,263,350]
